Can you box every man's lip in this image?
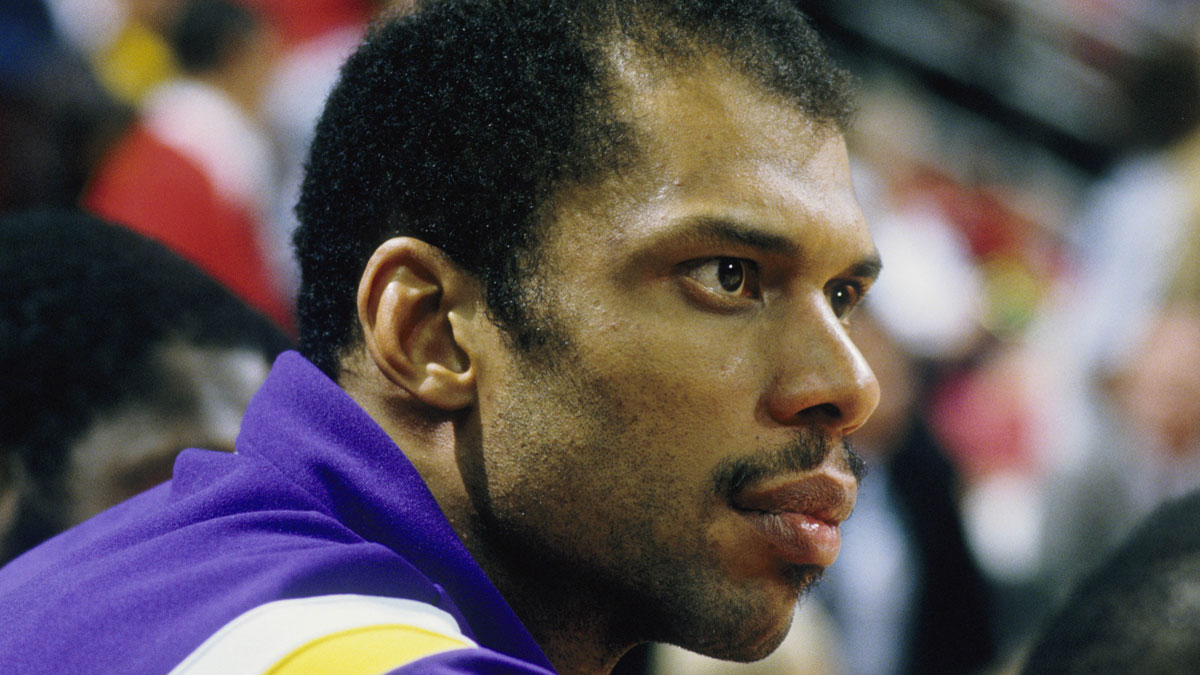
[729,471,858,568]
[729,471,857,525]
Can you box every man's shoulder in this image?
[164,593,554,674]
[0,446,442,673]
[0,351,549,673]
[154,592,556,675]
[169,594,476,674]
[0,487,456,674]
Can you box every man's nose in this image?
[765,296,881,436]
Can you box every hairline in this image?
[333,51,849,378]
[308,2,855,380]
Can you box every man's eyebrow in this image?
[845,254,882,281]
[674,217,883,280]
[677,217,802,257]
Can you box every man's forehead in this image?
[509,40,874,294]
[536,69,870,280]
[606,49,839,182]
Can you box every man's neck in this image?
[451,515,634,675]
[340,359,636,673]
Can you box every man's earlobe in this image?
[357,237,476,411]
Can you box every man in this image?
[0,1,880,673]
[0,208,292,563]
[1022,488,1200,674]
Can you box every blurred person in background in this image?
[258,0,387,300]
[0,0,129,213]
[1038,281,1200,599]
[1032,16,1200,604]
[84,0,184,106]
[83,0,293,332]
[0,208,292,564]
[806,4,1200,657]
[42,0,186,105]
[1022,488,1200,674]
[0,457,14,556]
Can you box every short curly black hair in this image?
[295,0,854,378]
[0,209,292,520]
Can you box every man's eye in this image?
[829,281,864,318]
[689,257,760,299]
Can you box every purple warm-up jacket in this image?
[0,352,556,674]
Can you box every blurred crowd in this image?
[3,0,1200,673]
[0,0,397,331]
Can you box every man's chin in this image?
[683,618,793,664]
[672,600,799,663]
[683,565,824,662]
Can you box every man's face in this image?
[466,56,880,661]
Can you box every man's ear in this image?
[357,237,477,411]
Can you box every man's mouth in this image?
[729,471,857,568]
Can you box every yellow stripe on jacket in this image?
[265,623,471,675]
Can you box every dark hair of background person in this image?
[1118,35,1200,153]
[169,0,263,75]
[294,0,856,378]
[0,208,294,562]
[0,0,131,213]
[1022,488,1200,674]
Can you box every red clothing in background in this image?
[83,81,293,333]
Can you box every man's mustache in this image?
[710,431,866,500]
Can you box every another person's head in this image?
[295,0,879,668]
[168,0,276,109]
[1023,488,1200,674]
[1103,301,1200,458]
[0,209,292,562]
